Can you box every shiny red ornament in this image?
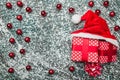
[26,65,32,71]
[95,9,101,15]
[114,25,120,31]
[56,3,62,10]
[48,69,55,75]
[6,2,12,9]
[41,10,47,17]
[88,1,94,7]
[9,38,15,44]
[16,29,23,35]
[109,11,115,17]
[16,15,23,21]
[85,63,102,77]
[103,1,109,7]
[8,68,14,73]
[69,66,75,72]
[7,23,13,29]
[20,49,26,54]
[26,7,32,13]
[69,7,75,13]
[9,52,15,58]
[24,37,31,43]
[17,1,23,7]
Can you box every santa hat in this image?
[71,10,119,47]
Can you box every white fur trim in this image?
[71,32,119,47]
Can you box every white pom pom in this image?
[71,14,81,24]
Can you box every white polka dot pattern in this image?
[72,37,83,45]
[112,55,117,62]
[99,56,108,63]
[88,52,98,62]
[99,42,109,50]
[71,51,82,61]
[89,39,98,46]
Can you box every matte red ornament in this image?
[69,7,75,13]
[6,2,12,9]
[41,10,47,17]
[9,38,15,44]
[7,23,13,29]
[8,68,14,73]
[20,49,26,54]
[48,69,55,75]
[109,11,115,17]
[56,3,62,10]
[103,1,109,7]
[24,37,31,43]
[95,9,101,15]
[26,65,32,71]
[26,7,32,13]
[69,66,75,72]
[16,29,23,35]
[17,1,23,7]
[88,1,94,7]
[9,52,15,58]
[114,25,120,31]
[16,15,23,21]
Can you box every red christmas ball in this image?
[114,25,120,31]
[103,1,109,7]
[7,23,13,29]
[6,2,12,9]
[16,15,23,21]
[48,69,55,75]
[41,10,47,17]
[56,3,62,10]
[26,65,32,71]
[88,1,94,7]
[17,1,23,7]
[69,7,75,13]
[9,52,15,58]
[9,38,15,44]
[24,37,31,43]
[16,29,23,35]
[8,68,14,73]
[20,49,26,54]
[95,9,101,15]
[69,66,75,72]
[26,7,32,13]
[109,11,115,17]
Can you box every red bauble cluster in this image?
[88,1,94,7]
[69,7,75,13]
[95,9,101,15]
[114,25,120,31]
[7,23,13,29]
[20,49,26,55]
[26,65,32,71]
[6,2,12,9]
[9,38,15,44]
[8,68,14,73]
[69,66,75,72]
[26,7,32,13]
[16,15,23,21]
[103,1,109,7]
[109,11,115,17]
[17,1,23,7]
[9,52,15,58]
[41,10,47,17]
[56,3,62,10]
[48,69,55,75]
[24,37,31,43]
[16,29,23,35]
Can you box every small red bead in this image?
[8,68,14,73]
[9,38,15,44]
[7,23,13,29]
[9,52,15,58]
[69,7,75,13]
[95,9,101,15]
[26,7,32,13]
[69,66,75,72]
[114,25,120,31]
[109,11,115,17]
[56,3,62,10]
[20,49,26,54]
[16,15,23,21]
[24,37,31,43]
[6,2,12,9]
[103,1,109,7]
[41,10,47,17]
[26,65,32,71]
[88,1,94,7]
[48,69,55,75]
[16,29,23,35]
[17,1,23,7]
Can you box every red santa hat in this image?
[71,10,119,47]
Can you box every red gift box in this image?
[71,37,117,63]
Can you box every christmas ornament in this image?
[69,7,75,13]
[9,52,15,58]
[48,69,55,75]
[7,23,13,29]
[6,2,12,9]
[20,49,26,55]
[71,10,118,77]
[41,10,47,17]
[9,38,15,44]
[103,1,109,7]
[56,3,62,10]
[69,66,75,72]
[16,29,23,35]
[16,15,23,21]
[88,1,94,7]
[114,25,120,31]
[95,9,101,15]
[26,65,32,71]
[17,1,23,7]
[26,7,32,13]
[109,11,115,17]
[24,37,31,43]
[8,68,14,73]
